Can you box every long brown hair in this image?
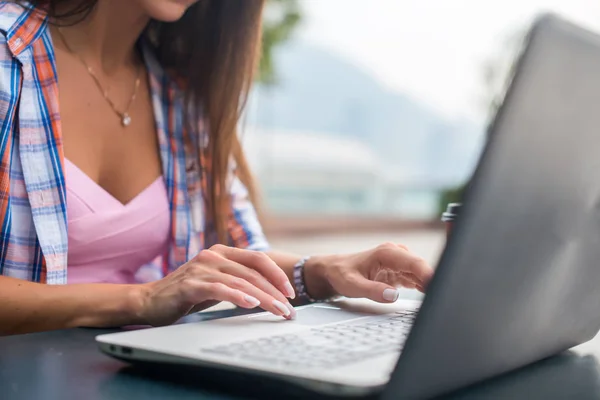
[19,0,264,244]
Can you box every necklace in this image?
[56,27,141,127]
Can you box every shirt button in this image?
[14,38,22,47]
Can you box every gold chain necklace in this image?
[56,27,141,127]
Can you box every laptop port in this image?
[121,347,133,355]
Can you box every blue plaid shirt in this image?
[0,2,269,284]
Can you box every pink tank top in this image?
[65,159,170,284]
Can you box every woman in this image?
[0,0,433,335]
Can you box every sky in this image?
[299,0,600,125]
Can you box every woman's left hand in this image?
[303,243,434,303]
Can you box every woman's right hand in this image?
[136,245,297,327]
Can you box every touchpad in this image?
[294,305,370,325]
[248,305,370,325]
[294,306,365,325]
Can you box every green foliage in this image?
[259,0,302,85]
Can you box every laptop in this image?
[96,14,600,399]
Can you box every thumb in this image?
[345,275,400,303]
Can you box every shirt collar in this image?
[0,1,48,57]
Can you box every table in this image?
[2,308,600,400]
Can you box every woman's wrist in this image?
[302,255,337,301]
[125,284,149,325]
[71,284,148,328]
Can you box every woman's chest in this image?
[56,52,163,206]
[65,157,171,284]
[0,39,208,282]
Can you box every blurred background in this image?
[241,0,600,298]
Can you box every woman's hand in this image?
[303,243,434,303]
[137,245,297,326]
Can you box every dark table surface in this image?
[2,308,600,400]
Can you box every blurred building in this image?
[242,127,445,220]
[382,170,450,221]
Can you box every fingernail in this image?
[284,282,296,299]
[286,303,297,320]
[244,295,260,307]
[273,300,291,317]
[383,288,399,302]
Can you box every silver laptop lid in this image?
[386,14,600,399]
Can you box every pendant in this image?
[122,113,132,127]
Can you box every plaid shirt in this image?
[0,2,269,284]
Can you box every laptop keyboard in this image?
[200,309,418,370]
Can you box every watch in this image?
[292,256,318,303]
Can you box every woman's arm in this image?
[0,245,301,335]
[267,243,433,305]
[0,276,144,335]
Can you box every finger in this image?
[384,273,416,290]
[398,272,423,286]
[373,269,420,287]
[343,273,400,303]
[373,271,416,290]
[399,278,416,290]
[376,246,434,285]
[212,272,296,320]
[187,300,221,315]
[404,258,433,285]
[220,262,291,308]
[188,282,264,310]
[210,245,295,299]
[187,251,295,319]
